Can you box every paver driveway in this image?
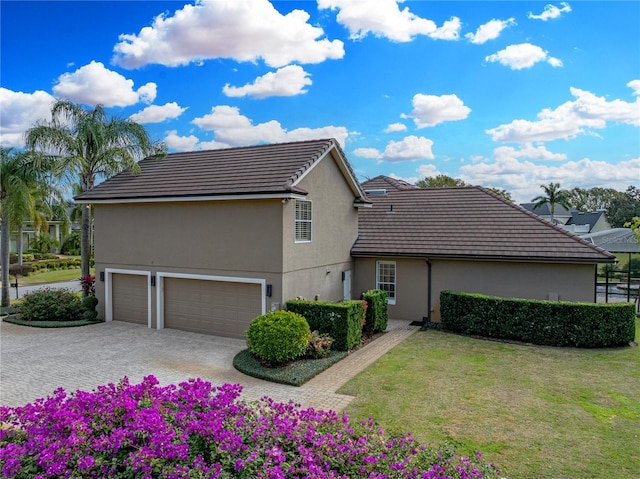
[0,319,417,411]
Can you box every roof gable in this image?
[75,139,367,204]
[362,175,417,192]
[353,181,614,263]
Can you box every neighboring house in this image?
[0,220,68,254]
[520,203,611,235]
[520,202,573,225]
[76,140,616,336]
[75,139,370,338]
[563,211,611,235]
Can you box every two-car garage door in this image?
[108,270,264,339]
[163,277,262,337]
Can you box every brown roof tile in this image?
[75,139,365,202]
[352,184,615,263]
[362,175,417,191]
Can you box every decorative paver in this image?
[0,319,418,412]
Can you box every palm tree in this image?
[25,100,165,279]
[1,148,52,306]
[532,182,572,224]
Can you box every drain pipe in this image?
[423,258,432,327]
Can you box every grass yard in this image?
[339,320,640,479]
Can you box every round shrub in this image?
[246,310,311,364]
[19,287,83,322]
[82,295,99,310]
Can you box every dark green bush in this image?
[82,295,99,311]
[246,311,311,364]
[286,300,364,351]
[19,288,84,322]
[361,289,388,334]
[8,265,33,277]
[440,290,636,348]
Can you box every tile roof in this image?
[566,211,606,229]
[75,139,366,202]
[362,175,417,192]
[352,184,615,263]
[520,202,573,217]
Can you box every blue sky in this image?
[1,0,638,202]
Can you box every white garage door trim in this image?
[156,272,266,330]
[104,268,152,327]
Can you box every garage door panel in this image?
[164,278,261,338]
[112,273,148,325]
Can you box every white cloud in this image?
[388,163,441,185]
[53,61,157,107]
[191,105,349,147]
[112,0,344,69]
[402,93,471,128]
[528,2,572,21]
[318,0,460,42]
[354,147,382,159]
[487,83,640,143]
[485,43,562,70]
[164,130,202,151]
[222,65,312,99]
[494,143,567,162]
[0,88,55,147]
[382,135,435,162]
[354,136,434,163]
[460,156,640,203]
[628,79,640,95]
[384,122,407,133]
[465,18,516,44]
[129,102,187,124]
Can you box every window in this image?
[295,200,312,242]
[376,261,396,304]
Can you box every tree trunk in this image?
[81,203,91,284]
[1,209,11,307]
[17,226,23,265]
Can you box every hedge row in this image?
[440,290,636,348]
[286,300,365,351]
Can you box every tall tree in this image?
[606,186,640,227]
[531,182,572,224]
[25,100,165,279]
[1,148,52,307]
[485,187,513,202]
[568,187,625,212]
[416,175,466,188]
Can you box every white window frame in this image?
[294,199,312,243]
[376,260,396,305]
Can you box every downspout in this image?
[423,258,432,327]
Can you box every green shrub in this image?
[361,289,388,334]
[82,295,99,311]
[440,290,636,348]
[8,265,33,277]
[286,300,364,351]
[246,311,311,364]
[19,288,84,322]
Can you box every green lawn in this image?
[340,320,640,479]
[11,266,95,286]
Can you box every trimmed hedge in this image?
[286,299,365,351]
[440,290,636,348]
[361,289,388,334]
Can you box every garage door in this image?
[163,278,262,338]
[112,273,148,325]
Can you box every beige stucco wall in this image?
[93,199,285,320]
[354,257,598,322]
[281,151,358,303]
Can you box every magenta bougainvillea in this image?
[0,377,508,478]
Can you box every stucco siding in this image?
[94,199,283,273]
[429,259,596,321]
[281,151,358,303]
[354,257,597,322]
[282,152,358,272]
